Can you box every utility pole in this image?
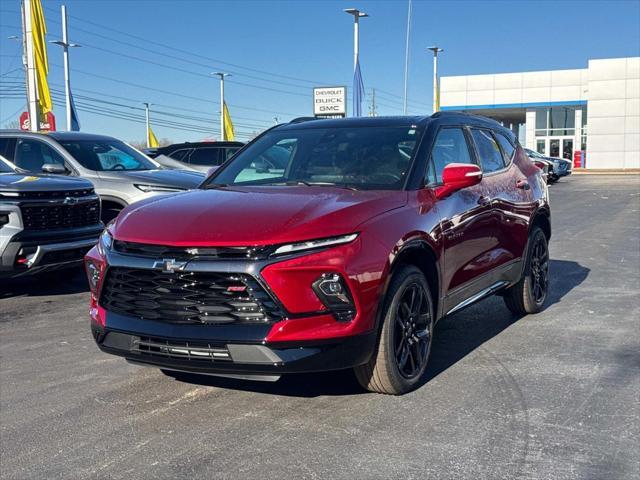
[427,46,443,113]
[22,0,39,131]
[212,72,230,140]
[50,5,80,131]
[369,88,377,117]
[143,102,151,148]
[403,0,413,115]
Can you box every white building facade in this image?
[440,57,639,169]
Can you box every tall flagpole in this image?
[143,102,151,148]
[50,5,80,131]
[427,46,443,113]
[403,0,412,115]
[22,0,39,132]
[212,72,230,140]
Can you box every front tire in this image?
[503,226,549,315]
[354,265,434,395]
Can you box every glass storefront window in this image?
[536,140,545,154]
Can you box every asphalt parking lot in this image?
[1,175,638,480]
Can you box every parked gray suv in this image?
[0,155,102,277]
[0,131,205,222]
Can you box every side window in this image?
[471,129,505,174]
[0,138,16,161]
[189,148,222,166]
[14,139,65,172]
[427,128,474,184]
[495,132,515,164]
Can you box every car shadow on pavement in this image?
[0,267,89,299]
[170,259,589,397]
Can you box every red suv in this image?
[85,113,550,394]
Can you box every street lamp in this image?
[343,8,368,70]
[344,8,368,117]
[427,46,443,113]
[49,6,80,131]
[212,72,231,140]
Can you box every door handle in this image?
[477,195,491,206]
[516,179,530,190]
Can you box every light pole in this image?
[49,5,80,131]
[143,102,152,148]
[343,8,368,70]
[344,8,368,117]
[427,46,443,113]
[403,0,413,115]
[212,72,231,140]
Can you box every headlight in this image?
[97,229,113,256]
[272,233,358,256]
[134,184,185,193]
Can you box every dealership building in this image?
[440,56,639,169]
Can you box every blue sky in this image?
[1,0,639,143]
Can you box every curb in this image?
[572,169,640,175]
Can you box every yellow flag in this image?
[223,102,235,141]
[148,126,159,148]
[31,0,52,115]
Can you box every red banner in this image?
[19,111,56,132]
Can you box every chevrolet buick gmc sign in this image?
[313,86,346,117]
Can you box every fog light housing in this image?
[312,273,356,322]
[86,261,101,292]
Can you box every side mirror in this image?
[42,163,68,175]
[206,166,219,177]
[435,163,482,199]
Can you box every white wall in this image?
[440,69,588,107]
[586,57,640,169]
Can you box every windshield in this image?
[525,148,544,159]
[207,126,420,190]
[58,139,158,171]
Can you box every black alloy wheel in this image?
[393,283,432,379]
[354,265,435,395]
[529,234,549,305]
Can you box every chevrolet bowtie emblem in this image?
[153,258,188,273]
[63,196,79,205]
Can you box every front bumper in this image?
[92,320,376,376]
[1,225,102,277]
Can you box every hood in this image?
[97,169,204,189]
[113,186,408,246]
[0,173,94,192]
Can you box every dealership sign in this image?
[19,111,56,132]
[313,87,346,117]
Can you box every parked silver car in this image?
[0,155,102,277]
[0,131,205,222]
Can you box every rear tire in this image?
[503,226,549,315]
[354,265,434,395]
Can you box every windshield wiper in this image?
[285,181,360,191]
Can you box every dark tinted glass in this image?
[428,128,474,184]
[188,148,222,166]
[0,138,16,161]
[168,149,191,161]
[14,139,66,172]
[0,158,13,173]
[471,129,505,173]
[495,132,515,162]
[210,126,419,190]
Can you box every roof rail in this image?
[289,117,321,124]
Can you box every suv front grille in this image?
[100,267,283,324]
[134,336,231,362]
[21,198,100,231]
[112,240,274,260]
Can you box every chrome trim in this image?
[445,280,509,316]
[26,237,98,268]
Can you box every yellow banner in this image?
[223,102,235,141]
[31,0,52,114]
[148,126,160,148]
